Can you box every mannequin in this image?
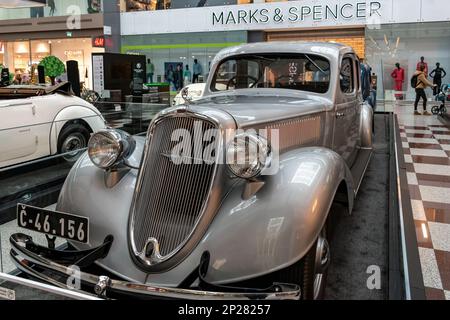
[416,56,428,77]
[391,63,405,100]
[430,62,447,96]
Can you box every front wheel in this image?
[301,226,330,299]
[57,123,90,162]
[431,105,440,115]
[273,224,330,300]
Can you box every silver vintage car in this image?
[10,42,373,300]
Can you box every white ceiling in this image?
[0,0,46,9]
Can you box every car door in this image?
[333,55,359,167]
[0,99,40,168]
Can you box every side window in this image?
[340,57,354,94]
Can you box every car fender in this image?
[191,146,355,284]
[49,103,105,154]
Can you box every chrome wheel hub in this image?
[61,134,86,161]
[313,229,330,299]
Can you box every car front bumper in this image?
[9,233,301,300]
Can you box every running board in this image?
[351,148,373,195]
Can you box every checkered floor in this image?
[395,102,450,300]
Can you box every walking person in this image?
[192,59,203,83]
[412,65,437,115]
[429,62,446,96]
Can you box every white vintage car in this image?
[0,82,107,168]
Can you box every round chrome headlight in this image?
[226,133,270,179]
[88,129,136,169]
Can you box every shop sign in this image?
[212,1,382,26]
[132,62,145,94]
[92,55,104,94]
[92,36,105,48]
[104,25,112,36]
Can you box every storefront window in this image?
[1,38,104,88]
[0,0,102,20]
[122,31,246,90]
[365,22,450,101]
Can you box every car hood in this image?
[193,93,331,128]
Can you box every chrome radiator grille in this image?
[131,116,218,257]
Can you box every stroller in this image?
[431,84,449,116]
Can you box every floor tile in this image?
[433,134,450,140]
[423,204,450,224]
[408,185,422,200]
[415,220,433,248]
[404,155,413,163]
[445,291,450,300]
[411,200,426,220]
[441,144,450,151]
[407,137,439,144]
[411,155,450,165]
[408,143,442,150]
[405,129,432,134]
[434,250,450,291]
[414,163,450,177]
[418,247,443,290]
[425,287,445,300]
[407,172,418,185]
[419,186,450,204]
[428,222,450,251]
[410,148,448,157]
[402,142,409,148]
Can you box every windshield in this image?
[211,53,331,94]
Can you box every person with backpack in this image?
[412,65,437,115]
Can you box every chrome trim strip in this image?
[9,237,300,300]
[0,266,101,300]
[393,116,411,300]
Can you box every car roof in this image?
[213,41,355,63]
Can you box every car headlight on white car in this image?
[88,129,136,169]
[226,133,270,179]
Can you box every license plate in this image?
[17,204,89,244]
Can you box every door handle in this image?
[336,112,345,118]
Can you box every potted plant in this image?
[39,56,65,85]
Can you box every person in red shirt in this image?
[416,56,428,77]
[391,63,405,99]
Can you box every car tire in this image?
[278,223,331,300]
[57,123,91,162]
